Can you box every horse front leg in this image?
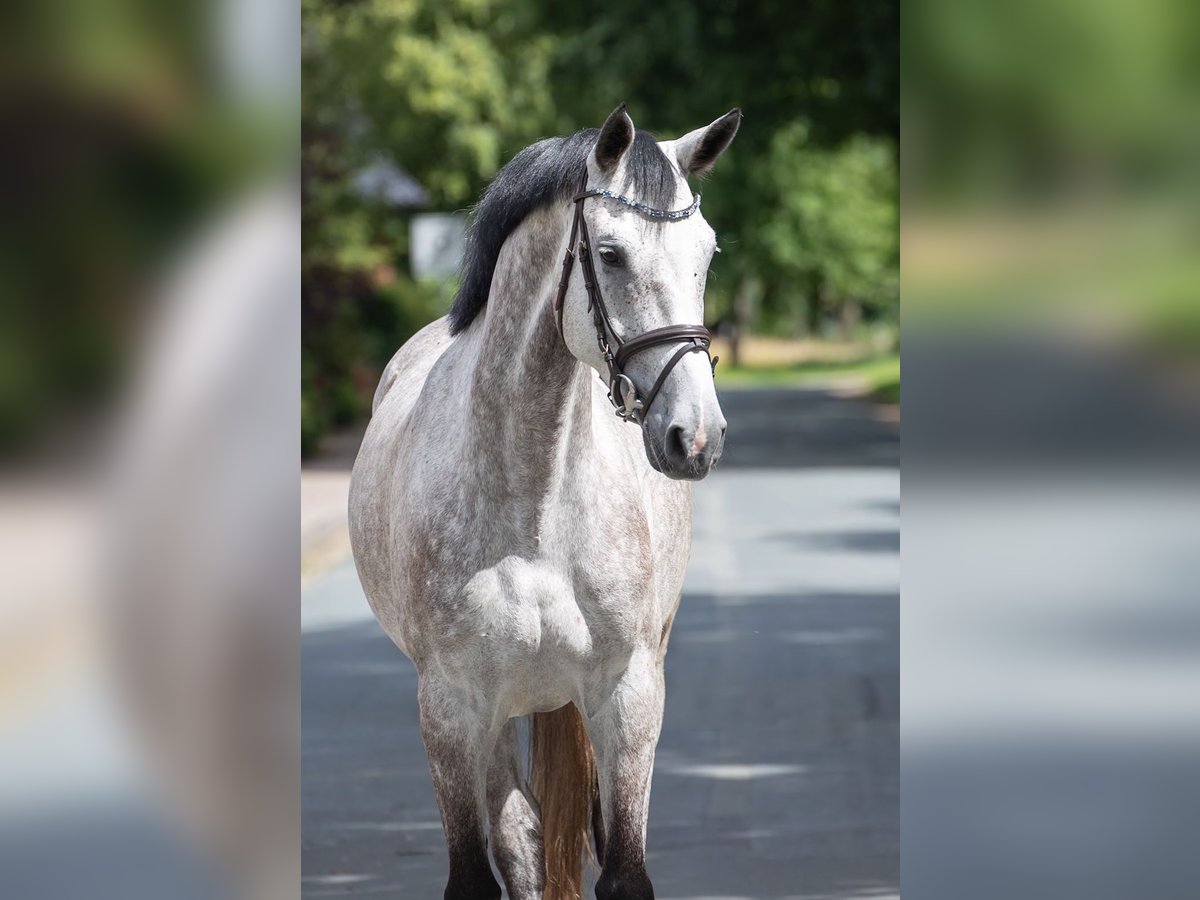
[418,675,502,900]
[587,651,664,900]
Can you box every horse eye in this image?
[597,246,623,267]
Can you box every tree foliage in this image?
[755,125,898,333]
[304,0,558,206]
[301,0,560,452]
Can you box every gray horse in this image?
[349,104,741,900]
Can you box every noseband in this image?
[552,174,718,424]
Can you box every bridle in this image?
[552,173,718,424]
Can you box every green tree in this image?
[301,0,559,453]
[303,0,557,209]
[755,125,898,337]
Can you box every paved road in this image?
[302,388,899,899]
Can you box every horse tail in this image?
[531,703,596,900]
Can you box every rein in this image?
[552,174,718,424]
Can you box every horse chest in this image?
[422,546,653,715]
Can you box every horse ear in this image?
[593,103,635,173]
[674,108,743,176]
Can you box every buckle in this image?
[609,373,644,423]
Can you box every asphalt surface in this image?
[302,388,900,899]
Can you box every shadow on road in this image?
[302,585,899,899]
[716,387,899,469]
[766,529,902,555]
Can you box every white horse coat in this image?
[349,104,741,900]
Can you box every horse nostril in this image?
[665,424,688,463]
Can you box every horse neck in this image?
[466,204,595,497]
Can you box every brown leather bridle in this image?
[552,174,718,424]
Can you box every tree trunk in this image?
[805,278,825,336]
[839,297,861,342]
[730,277,758,368]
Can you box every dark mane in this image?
[448,128,679,335]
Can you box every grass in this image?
[716,352,900,404]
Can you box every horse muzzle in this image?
[645,413,727,480]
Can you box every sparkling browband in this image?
[587,189,702,221]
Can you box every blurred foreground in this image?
[1,0,298,898]
[905,0,1200,897]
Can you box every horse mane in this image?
[448,128,679,335]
